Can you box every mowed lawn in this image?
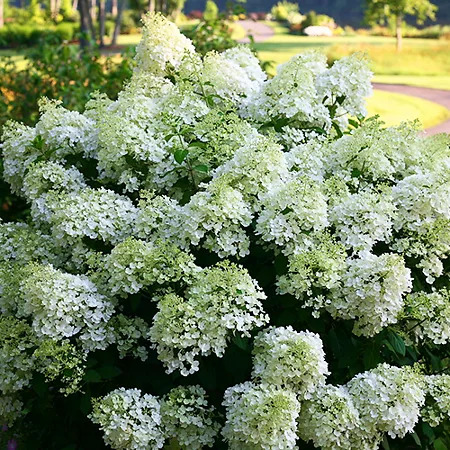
[253,23,450,128]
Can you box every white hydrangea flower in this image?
[403,289,450,345]
[316,53,373,118]
[0,394,24,426]
[347,363,425,439]
[134,12,196,76]
[328,252,412,336]
[160,385,220,449]
[201,46,266,107]
[422,374,450,428]
[35,98,98,157]
[329,188,396,251]
[22,161,86,202]
[19,264,114,351]
[45,188,138,245]
[211,136,290,208]
[277,233,346,306]
[1,120,38,194]
[325,119,421,184]
[90,388,165,450]
[247,51,329,128]
[252,326,329,397]
[392,170,450,234]
[256,176,329,254]
[285,140,327,182]
[102,238,199,296]
[298,385,380,450]
[0,221,60,266]
[150,261,268,375]
[0,317,36,395]
[222,382,300,450]
[181,178,254,257]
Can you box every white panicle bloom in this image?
[347,364,425,439]
[298,385,379,450]
[20,264,114,351]
[285,140,327,182]
[182,179,253,257]
[316,53,373,118]
[256,176,328,254]
[392,170,450,234]
[329,252,412,336]
[422,374,450,427]
[160,385,220,449]
[135,193,185,242]
[95,112,171,192]
[248,51,329,127]
[47,188,138,245]
[329,189,396,251]
[222,382,300,450]
[35,98,98,157]
[1,120,38,194]
[23,161,86,201]
[212,136,290,206]
[90,388,165,450]
[150,261,268,375]
[103,238,199,296]
[134,12,195,76]
[326,119,420,183]
[201,46,266,106]
[0,221,60,265]
[0,317,36,395]
[0,395,24,426]
[108,314,151,361]
[277,234,346,307]
[252,326,329,397]
[403,289,450,345]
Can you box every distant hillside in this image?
[184,0,450,27]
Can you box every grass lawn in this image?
[256,24,450,86]
[368,90,450,128]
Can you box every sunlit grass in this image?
[368,90,450,128]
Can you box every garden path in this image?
[237,20,275,43]
[373,83,450,134]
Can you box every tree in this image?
[365,0,437,51]
[0,0,3,28]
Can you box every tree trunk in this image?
[98,0,105,47]
[148,0,155,13]
[90,0,96,24]
[79,0,93,48]
[0,0,4,29]
[55,0,62,17]
[396,14,403,52]
[72,0,78,12]
[111,0,126,46]
[111,0,117,16]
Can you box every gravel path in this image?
[372,83,450,134]
[237,20,274,43]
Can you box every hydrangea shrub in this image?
[1,12,450,450]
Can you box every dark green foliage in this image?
[183,18,237,55]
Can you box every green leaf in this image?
[411,432,421,446]
[387,331,406,357]
[382,435,390,450]
[188,141,207,150]
[193,164,209,173]
[233,335,250,352]
[434,439,448,450]
[174,149,188,164]
[97,365,122,379]
[83,369,102,383]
